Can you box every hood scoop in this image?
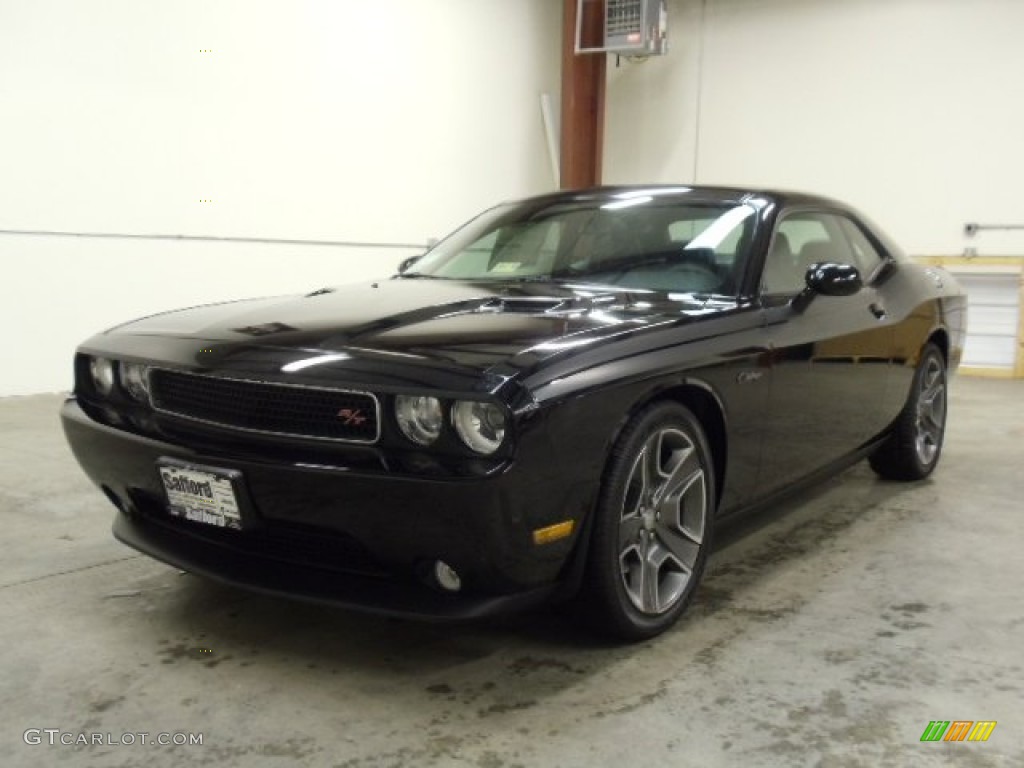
[474,296,599,316]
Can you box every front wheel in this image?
[583,402,715,641]
[869,343,948,481]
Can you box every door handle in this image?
[869,302,887,319]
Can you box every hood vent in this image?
[474,297,592,316]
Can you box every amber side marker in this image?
[532,520,575,545]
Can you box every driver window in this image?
[838,217,884,279]
[762,212,855,295]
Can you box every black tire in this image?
[583,402,716,641]
[869,343,948,481]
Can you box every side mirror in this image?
[792,262,862,312]
[806,262,862,296]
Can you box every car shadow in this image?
[698,464,921,613]
[134,462,924,716]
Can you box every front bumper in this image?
[61,398,590,619]
[110,511,557,620]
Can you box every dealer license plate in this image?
[157,460,243,530]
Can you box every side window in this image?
[762,212,856,295]
[777,218,829,255]
[838,218,884,279]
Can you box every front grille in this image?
[149,369,379,443]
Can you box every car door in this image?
[755,209,894,495]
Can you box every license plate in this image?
[157,460,243,530]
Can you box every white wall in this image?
[0,0,561,395]
[605,0,1024,256]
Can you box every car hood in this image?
[103,279,739,390]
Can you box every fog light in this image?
[433,560,462,592]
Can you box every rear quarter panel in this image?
[880,261,967,418]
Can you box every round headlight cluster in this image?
[119,362,150,402]
[395,395,443,446]
[89,357,115,395]
[394,396,508,454]
[452,400,506,455]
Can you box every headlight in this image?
[119,362,150,402]
[89,357,115,396]
[452,400,506,455]
[395,395,443,446]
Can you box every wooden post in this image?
[560,0,606,190]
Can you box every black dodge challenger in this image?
[62,186,966,639]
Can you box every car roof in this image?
[503,185,855,213]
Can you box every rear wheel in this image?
[869,343,948,481]
[584,402,715,641]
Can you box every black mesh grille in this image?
[149,370,379,443]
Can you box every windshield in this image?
[405,195,758,296]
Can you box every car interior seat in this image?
[761,230,798,293]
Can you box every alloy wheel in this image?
[914,356,946,466]
[618,427,707,615]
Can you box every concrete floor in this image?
[1,377,1022,768]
